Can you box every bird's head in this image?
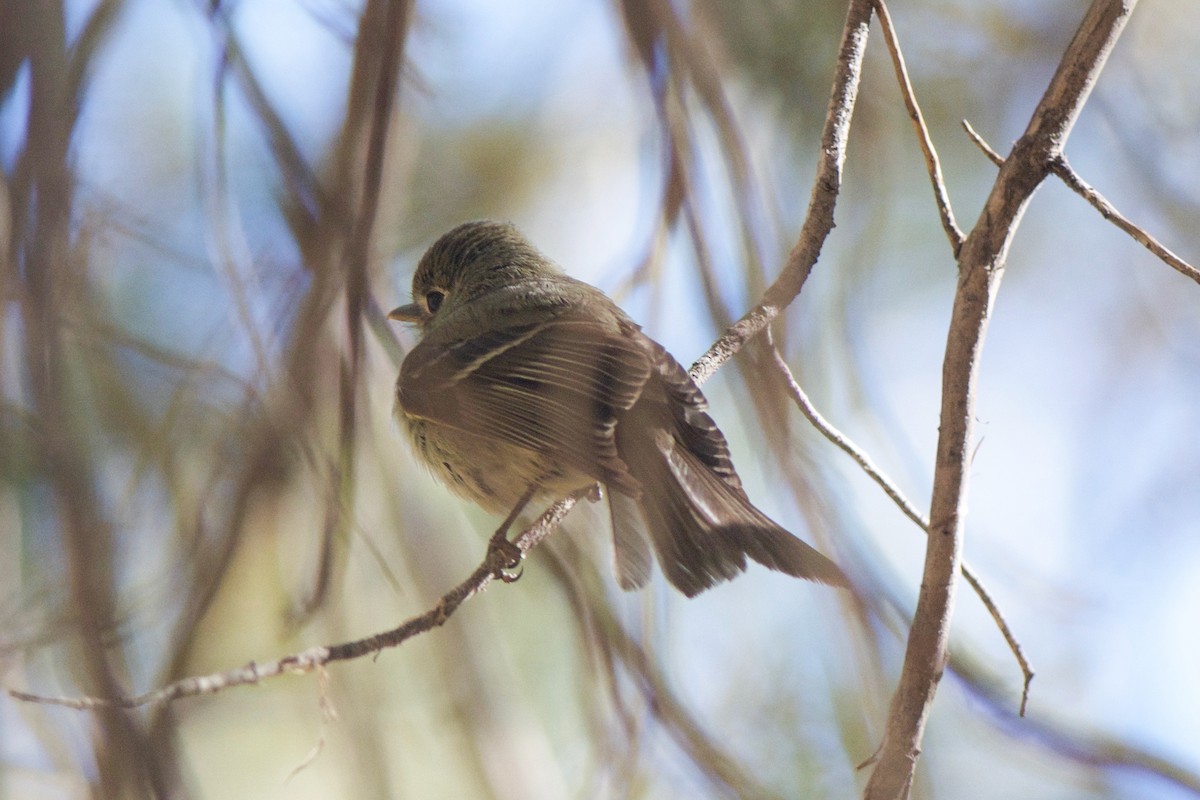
[388,220,561,331]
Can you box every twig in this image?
[767,347,1034,716]
[689,0,875,385]
[873,0,965,255]
[8,492,584,710]
[964,120,1199,286]
[961,119,1004,166]
[865,2,1139,797]
[1051,154,1200,285]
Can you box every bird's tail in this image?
[608,346,847,597]
[611,427,846,597]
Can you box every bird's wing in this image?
[398,314,653,494]
[645,339,745,493]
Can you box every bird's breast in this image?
[401,415,590,515]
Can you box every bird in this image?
[388,220,846,596]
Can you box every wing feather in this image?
[399,314,652,494]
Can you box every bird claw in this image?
[487,534,524,583]
[497,563,524,583]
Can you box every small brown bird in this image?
[389,221,845,596]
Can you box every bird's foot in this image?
[487,530,524,583]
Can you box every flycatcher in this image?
[389,220,845,596]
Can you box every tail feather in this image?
[634,463,747,597]
[609,492,652,590]
[665,433,847,588]
[608,339,847,596]
[620,428,843,596]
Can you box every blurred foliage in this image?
[1,1,1199,799]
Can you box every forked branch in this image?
[864,2,1139,798]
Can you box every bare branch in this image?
[961,118,1005,166]
[689,0,875,384]
[964,120,1199,285]
[767,346,1034,716]
[8,492,585,710]
[873,0,965,255]
[1051,154,1200,285]
[865,2,1139,797]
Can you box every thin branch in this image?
[767,346,1033,716]
[8,492,586,710]
[1051,154,1200,285]
[964,119,1199,286]
[961,118,1004,166]
[873,0,965,255]
[689,0,875,385]
[865,2,1139,798]
[307,0,413,621]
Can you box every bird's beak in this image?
[388,303,425,323]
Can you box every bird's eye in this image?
[426,290,445,313]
